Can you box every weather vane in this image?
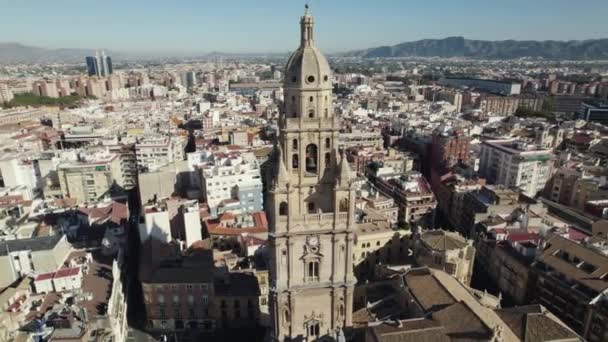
[305,0,310,9]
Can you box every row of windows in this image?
[154,284,210,292]
[288,108,330,119]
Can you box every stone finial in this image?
[275,144,290,189]
[338,152,353,186]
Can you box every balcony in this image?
[278,212,348,223]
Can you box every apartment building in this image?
[135,136,186,172]
[0,234,72,288]
[372,171,437,226]
[533,234,608,341]
[439,77,521,95]
[106,143,138,190]
[476,238,537,305]
[58,151,123,203]
[0,83,13,103]
[460,186,545,237]
[140,241,261,333]
[339,129,384,149]
[195,151,263,217]
[431,126,471,169]
[479,139,553,197]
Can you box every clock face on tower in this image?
[306,235,320,253]
[307,235,319,246]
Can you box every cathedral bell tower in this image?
[268,5,356,341]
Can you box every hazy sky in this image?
[1,0,608,54]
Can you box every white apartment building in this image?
[339,129,384,149]
[0,156,38,197]
[135,136,186,172]
[140,199,203,246]
[58,151,123,203]
[192,150,263,217]
[0,83,14,103]
[479,139,554,197]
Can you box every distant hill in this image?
[347,36,608,60]
[0,42,100,64]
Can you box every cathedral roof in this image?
[284,6,332,90]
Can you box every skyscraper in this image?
[268,5,355,341]
[86,51,113,77]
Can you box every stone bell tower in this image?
[268,5,356,341]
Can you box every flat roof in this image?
[0,234,64,256]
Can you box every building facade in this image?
[268,7,356,341]
[58,152,123,203]
[195,151,264,217]
[479,139,553,197]
[0,83,14,103]
[533,234,608,341]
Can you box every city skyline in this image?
[2,0,608,54]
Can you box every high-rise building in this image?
[182,71,197,89]
[479,139,553,197]
[0,83,14,103]
[431,125,471,170]
[268,6,356,341]
[57,151,123,203]
[578,100,608,125]
[86,51,113,77]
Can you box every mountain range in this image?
[3,37,608,64]
[346,36,608,60]
[0,42,103,64]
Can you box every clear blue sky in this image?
[1,0,608,54]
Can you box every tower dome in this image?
[284,6,332,90]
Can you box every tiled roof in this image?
[495,305,581,342]
[368,319,450,342]
[536,234,608,293]
[420,230,468,252]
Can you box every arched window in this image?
[284,309,290,323]
[339,304,345,317]
[307,321,320,338]
[308,109,315,118]
[279,202,288,216]
[307,201,315,214]
[292,154,299,169]
[307,261,319,281]
[325,138,331,149]
[305,144,318,173]
[292,139,298,150]
[324,108,329,118]
[309,96,314,102]
[325,153,331,168]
